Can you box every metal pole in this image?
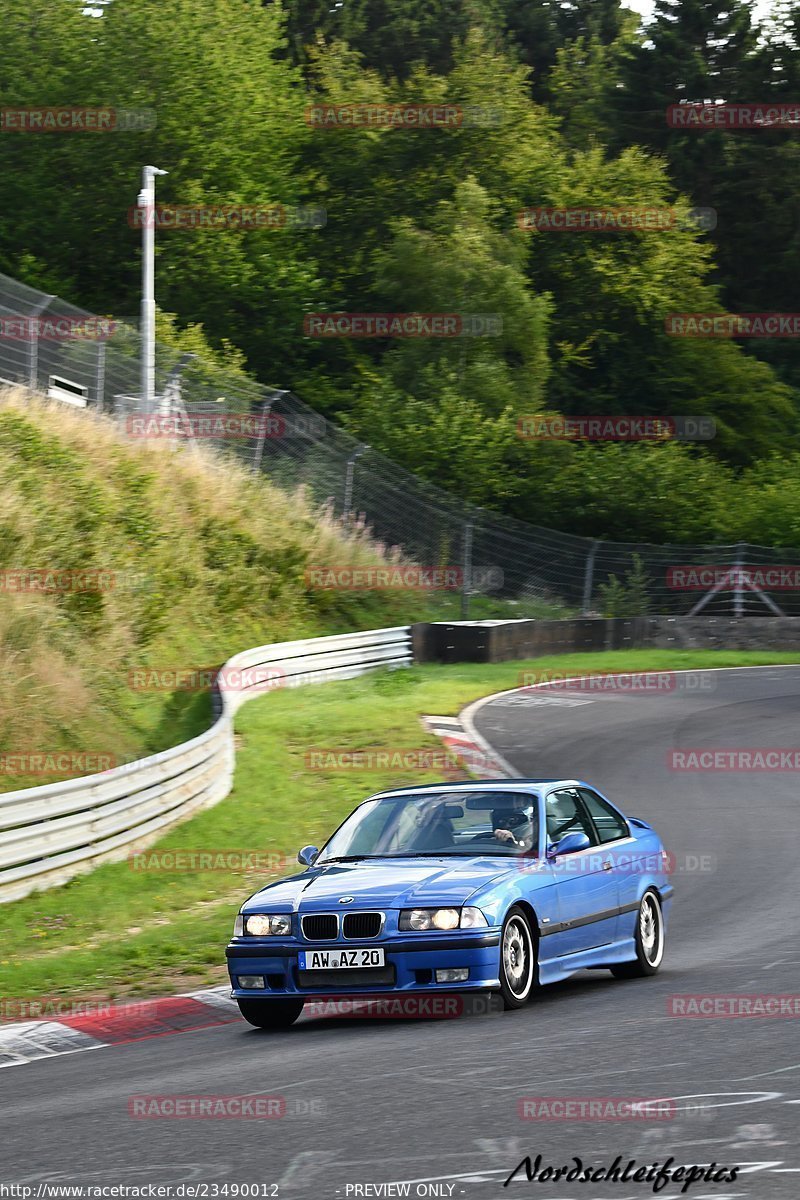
[252,388,288,476]
[733,543,744,617]
[95,340,106,411]
[343,444,367,520]
[138,165,168,413]
[582,539,600,616]
[460,517,474,620]
[252,400,273,476]
[28,294,54,391]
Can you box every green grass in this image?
[1,647,797,1008]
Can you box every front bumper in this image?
[226,931,501,997]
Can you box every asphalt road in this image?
[3,665,800,1200]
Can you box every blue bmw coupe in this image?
[226,779,673,1028]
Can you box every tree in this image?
[278,0,474,78]
[342,177,551,502]
[500,0,629,101]
[0,0,323,384]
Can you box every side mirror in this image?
[547,831,590,858]
[297,845,319,867]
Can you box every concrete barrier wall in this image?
[412,616,800,662]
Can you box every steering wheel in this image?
[468,830,505,842]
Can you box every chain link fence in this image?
[2,268,799,618]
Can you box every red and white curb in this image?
[421,715,508,780]
[0,986,240,1068]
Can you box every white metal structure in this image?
[0,626,412,903]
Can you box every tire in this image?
[498,905,537,1009]
[611,889,665,979]
[237,997,304,1029]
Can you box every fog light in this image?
[238,975,265,989]
[435,968,469,983]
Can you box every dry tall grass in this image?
[0,388,417,789]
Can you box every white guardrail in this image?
[0,626,413,903]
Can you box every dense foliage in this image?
[1,0,799,542]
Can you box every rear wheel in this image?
[611,889,665,979]
[498,905,537,1009]
[237,997,304,1029]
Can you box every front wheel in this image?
[611,889,665,979]
[498,905,537,1009]
[237,997,304,1029]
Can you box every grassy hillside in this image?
[0,388,440,791]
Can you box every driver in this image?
[492,797,536,851]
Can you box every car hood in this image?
[241,856,538,912]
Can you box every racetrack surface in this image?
[3,665,800,1198]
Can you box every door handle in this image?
[602,860,613,870]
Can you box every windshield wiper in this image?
[320,855,373,863]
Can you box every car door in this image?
[576,786,639,933]
[545,787,619,956]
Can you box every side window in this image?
[578,789,628,844]
[545,789,596,845]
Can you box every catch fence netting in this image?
[1,268,798,617]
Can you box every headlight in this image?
[244,913,292,937]
[460,906,489,928]
[233,914,244,937]
[399,907,484,931]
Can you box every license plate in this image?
[299,948,385,970]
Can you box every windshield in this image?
[317,790,539,862]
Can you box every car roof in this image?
[373,778,588,798]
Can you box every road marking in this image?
[490,694,595,707]
[645,1091,783,1111]
[732,1062,800,1081]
